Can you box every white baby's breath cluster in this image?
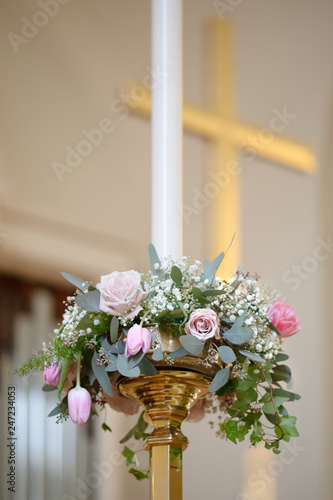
[55,296,86,347]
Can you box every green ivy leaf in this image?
[122,446,139,467]
[102,422,112,432]
[128,468,149,481]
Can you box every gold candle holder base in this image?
[118,370,212,500]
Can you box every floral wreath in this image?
[16,244,301,480]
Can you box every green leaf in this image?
[201,289,225,297]
[92,351,113,397]
[272,388,301,401]
[138,356,157,376]
[128,468,149,481]
[272,364,292,383]
[272,353,289,363]
[101,422,112,432]
[152,347,164,361]
[236,387,257,404]
[169,308,184,318]
[179,335,204,355]
[279,415,299,437]
[42,384,57,392]
[273,396,290,408]
[218,345,236,363]
[117,355,140,377]
[238,349,264,363]
[58,356,71,400]
[76,290,100,312]
[122,446,139,467]
[192,287,203,299]
[208,367,230,392]
[76,313,92,331]
[110,316,119,343]
[171,266,183,285]
[60,272,89,292]
[267,320,281,336]
[105,354,118,372]
[148,243,164,279]
[237,379,255,391]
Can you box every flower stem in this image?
[76,351,81,387]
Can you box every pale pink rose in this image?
[43,363,61,386]
[68,386,92,425]
[124,324,152,357]
[96,270,147,319]
[102,387,140,415]
[186,399,206,423]
[267,300,301,338]
[185,308,220,341]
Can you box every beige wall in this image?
[1,0,332,498]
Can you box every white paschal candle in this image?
[151,0,183,259]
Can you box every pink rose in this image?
[96,270,147,319]
[102,387,140,415]
[125,324,152,357]
[43,363,61,386]
[185,308,220,341]
[267,300,301,338]
[68,386,92,425]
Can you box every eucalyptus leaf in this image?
[76,290,101,312]
[171,265,182,285]
[152,347,164,361]
[48,398,68,417]
[148,243,164,279]
[202,251,225,286]
[60,272,89,292]
[128,350,145,369]
[92,351,113,397]
[179,335,204,355]
[208,367,230,393]
[168,346,189,359]
[110,316,119,343]
[138,356,157,376]
[105,354,118,372]
[223,326,254,345]
[218,345,236,363]
[117,354,140,377]
[239,349,264,363]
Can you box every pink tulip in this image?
[267,300,301,338]
[124,324,152,357]
[43,363,61,386]
[68,386,92,425]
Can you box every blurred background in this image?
[0,0,332,499]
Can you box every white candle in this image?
[151,0,183,259]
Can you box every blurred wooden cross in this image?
[126,20,316,272]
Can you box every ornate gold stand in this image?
[118,370,212,500]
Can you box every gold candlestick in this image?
[118,370,212,500]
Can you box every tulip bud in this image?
[68,386,92,425]
[124,324,152,357]
[43,363,61,386]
